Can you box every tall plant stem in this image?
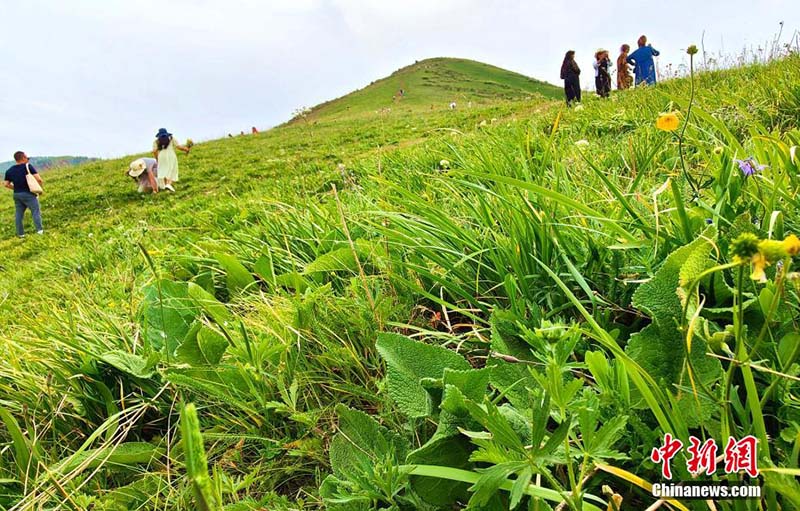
[678,53,699,197]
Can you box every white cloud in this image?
[0,0,797,159]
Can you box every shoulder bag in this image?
[25,163,43,195]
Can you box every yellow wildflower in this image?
[656,112,680,132]
[783,234,800,256]
[758,239,787,262]
[751,252,768,283]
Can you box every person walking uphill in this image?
[560,51,581,106]
[3,151,43,237]
[152,128,190,192]
[626,35,660,86]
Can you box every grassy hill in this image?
[297,57,562,121]
[0,55,799,510]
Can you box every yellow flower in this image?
[758,239,787,262]
[656,112,680,132]
[751,252,768,283]
[784,234,800,256]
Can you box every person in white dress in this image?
[152,128,190,192]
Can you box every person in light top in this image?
[593,49,613,98]
[127,158,159,194]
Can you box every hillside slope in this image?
[298,57,561,121]
[1,56,799,510]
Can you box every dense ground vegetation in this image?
[1,55,800,510]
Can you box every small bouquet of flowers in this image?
[186,138,195,149]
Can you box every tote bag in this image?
[25,163,43,195]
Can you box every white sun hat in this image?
[128,159,147,178]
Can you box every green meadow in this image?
[1,55,800,510]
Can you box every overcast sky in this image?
[1,0,797,160]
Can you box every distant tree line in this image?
[0,156,97,171]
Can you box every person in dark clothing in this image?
[3,151,44,237]
[560,51,581,106]
[593,49,612,98]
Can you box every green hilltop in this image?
[297,57,562,121]
[1,54,800,510]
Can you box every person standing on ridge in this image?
[560,50,581,106]
[152,128,190,192]
[617,44,633,90]
[593,49,612,98]
[626,35,660,86]
[3,151,44,237]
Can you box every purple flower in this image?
[735,157,767,177]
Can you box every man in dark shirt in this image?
[4,151,44,237]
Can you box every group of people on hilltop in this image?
[125,128,191,195]
[561,35,660,106]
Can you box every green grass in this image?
[297,57,562,121]
[1,54,800,510]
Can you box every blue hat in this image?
[155,128,172,138]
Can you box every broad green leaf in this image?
[431,369,491,439]
[176,326,228,366]
[304,247,359,274]
[779,333,800,368]
[214,253,255,294]
[143,280,197,353]
[274,271,310,292]
[407,369,490,506]
[626,226,722,406]
[304,239,386,275]
[631,226,717,326]
[187,282,231,325]
[407,436,473,506]
[376,333,470,418]
[99,351,156,379]
[253,252,276,286]
[329,404,408,479]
